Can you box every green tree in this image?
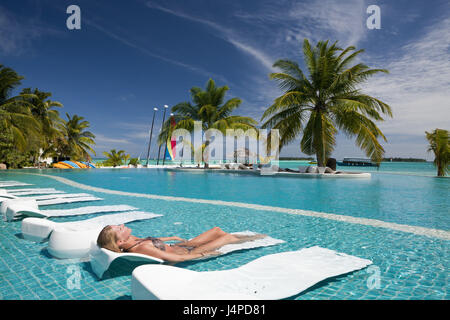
[20,88,63,159]
[0,121,33,168]
[0,65,40,153]
[58,113,96,161]
[158,78,257,168]
[261,39,392,167]
[102,149,130,167]
[425,128,449,177]
[128,157,140,167]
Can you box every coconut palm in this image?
[158,78,257,168]
[425,128,449,177]
[102,149,130,167]
[20,88,63,157]
[0,65,40,152]
[128,157,140,167]
[261,39,393,167]
[58,113,96,161]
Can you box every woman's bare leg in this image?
[188,233,266,254]
[189,233,241,254]
[177,227,227,247]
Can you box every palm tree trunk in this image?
[437,160,443,177]
[316,110,326,167]
[203,139,210,169]
[317,153,325,167]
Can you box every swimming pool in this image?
[0,168,448,300]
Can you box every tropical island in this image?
[383,157,427,162]
[0,1,449,304]
[0,40,448,176]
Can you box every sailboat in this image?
[163,115,177,163]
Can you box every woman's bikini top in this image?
[123,236,166,252]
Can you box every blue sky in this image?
[1,0,449,160]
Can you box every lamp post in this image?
[156,105,169,165]
[145,107,158,167]
[162,113,174,166]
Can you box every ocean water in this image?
[94,158,439,176]
[0,163,448,300]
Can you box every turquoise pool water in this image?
[0,166,448,300]
[45,167,450,230]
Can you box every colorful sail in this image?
[165,116,176,161]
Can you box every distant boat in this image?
[337,158,379,167]
[308,161,317,164]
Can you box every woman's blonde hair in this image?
[97,225,121,252]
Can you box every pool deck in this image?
[164,167,372,178]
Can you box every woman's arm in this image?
[134,245,204,262]
[157,236,186,242]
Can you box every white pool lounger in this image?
[20,193,95,200]
[20,211,163,258]
[90,231,285,279]
[0,188,65,203]
[1,197,105,221]
[90,245,164,279]
[20,209,158,242]
[0,181,32,187]
[40,205,138,217]
[0,189,18,201]
[131,246,372,300]
[48,212,163,259]
[2,199,136,221]
[1,190,99,203]
[1,199,39,221]
[7,189,65,196]
[36,196,103,206]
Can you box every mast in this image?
[156,105,168,165]
[145,107,158,167]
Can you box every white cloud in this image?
[226,38,274,71]
[287,0,368,47]
[93,133,131,145]
[0,5,62,56]
[144,0,276,72]
[234,2,449,158]
[139,1,448,159]
[232,0,368,56]
[363,17,450,137]
[84,18,221,79]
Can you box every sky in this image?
[1,0,449,160]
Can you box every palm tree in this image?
[58,113,96,161]
[0,65,40,152]
[261,39,393,167]
[20,88,63,159]
[158,78,257,168]
[425,129,449,177]
[102,149,129,167]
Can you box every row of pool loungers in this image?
[0,179,373,300]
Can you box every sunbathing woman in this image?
[97,225,265,263]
